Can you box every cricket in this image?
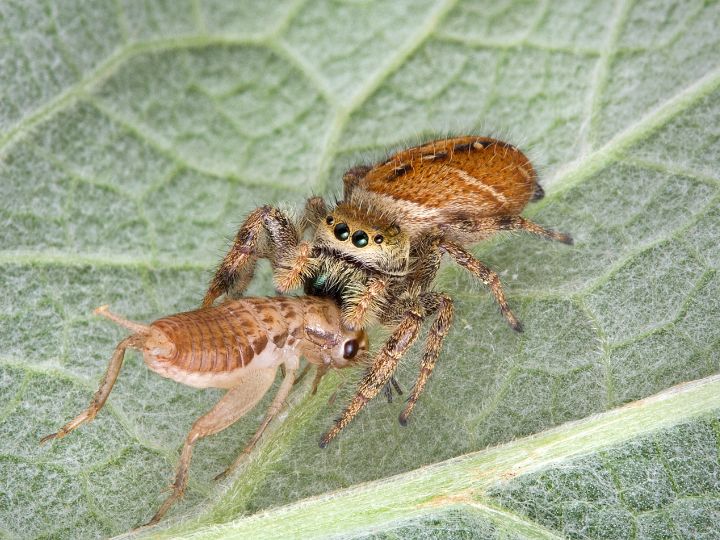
[40,296,368,525]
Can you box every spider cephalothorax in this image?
[317,202,408,274]
[202,135,572,447]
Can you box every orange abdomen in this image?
[360,136,539,217]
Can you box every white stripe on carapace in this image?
[447,167,508,205]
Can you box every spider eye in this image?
[374,234,384,244]
[352,230,369,248]
[343,339,359,359]
[334,223,350,241]
[326,215,334,225]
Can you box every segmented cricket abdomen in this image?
[148,298,305,375]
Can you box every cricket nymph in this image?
[140,296,366,389]
[41,296,367,526]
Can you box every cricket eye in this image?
[334,223,350,241]
[343,339,359,359]
[326,215,334,225]
[352,230,369,248]
[374,234,384,244]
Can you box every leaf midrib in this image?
[147,375,720,539]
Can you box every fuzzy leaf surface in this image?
[1,1,718,538]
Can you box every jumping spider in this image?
[202,136,572,447]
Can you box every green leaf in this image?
[1,1,718,538]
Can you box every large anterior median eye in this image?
[343,339,359,359]
[334,223,350,240]
[351,230,369,247]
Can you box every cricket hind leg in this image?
[214,367,297,481]
[146,367,278,526]
[40,331,146,444]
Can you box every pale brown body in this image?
[40,297,367,526]
[202,135,572,448]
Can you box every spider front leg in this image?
[341,276,389,330]
[273,241,320,293]
[300,197,328,236]
[202,206,302,307]
[319,305,424,448]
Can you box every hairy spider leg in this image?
[319,306,425,448]
[341,276,389,330]
[399,293,454,425]
[203,204,321,307]
[203,206,270,307]
[456,215,573,246]
[440,216,572,332]
[440,241,523,332]
[300,196,328,236]
[294,363,402,404]
[342,164,372,199]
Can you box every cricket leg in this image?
[40,332,146,444]
[310,365,329,395]
[292,363,313,387]
[215,367,297,481]
[319,306,424,448]
[146,368,277,526]
[399,293,454,425]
